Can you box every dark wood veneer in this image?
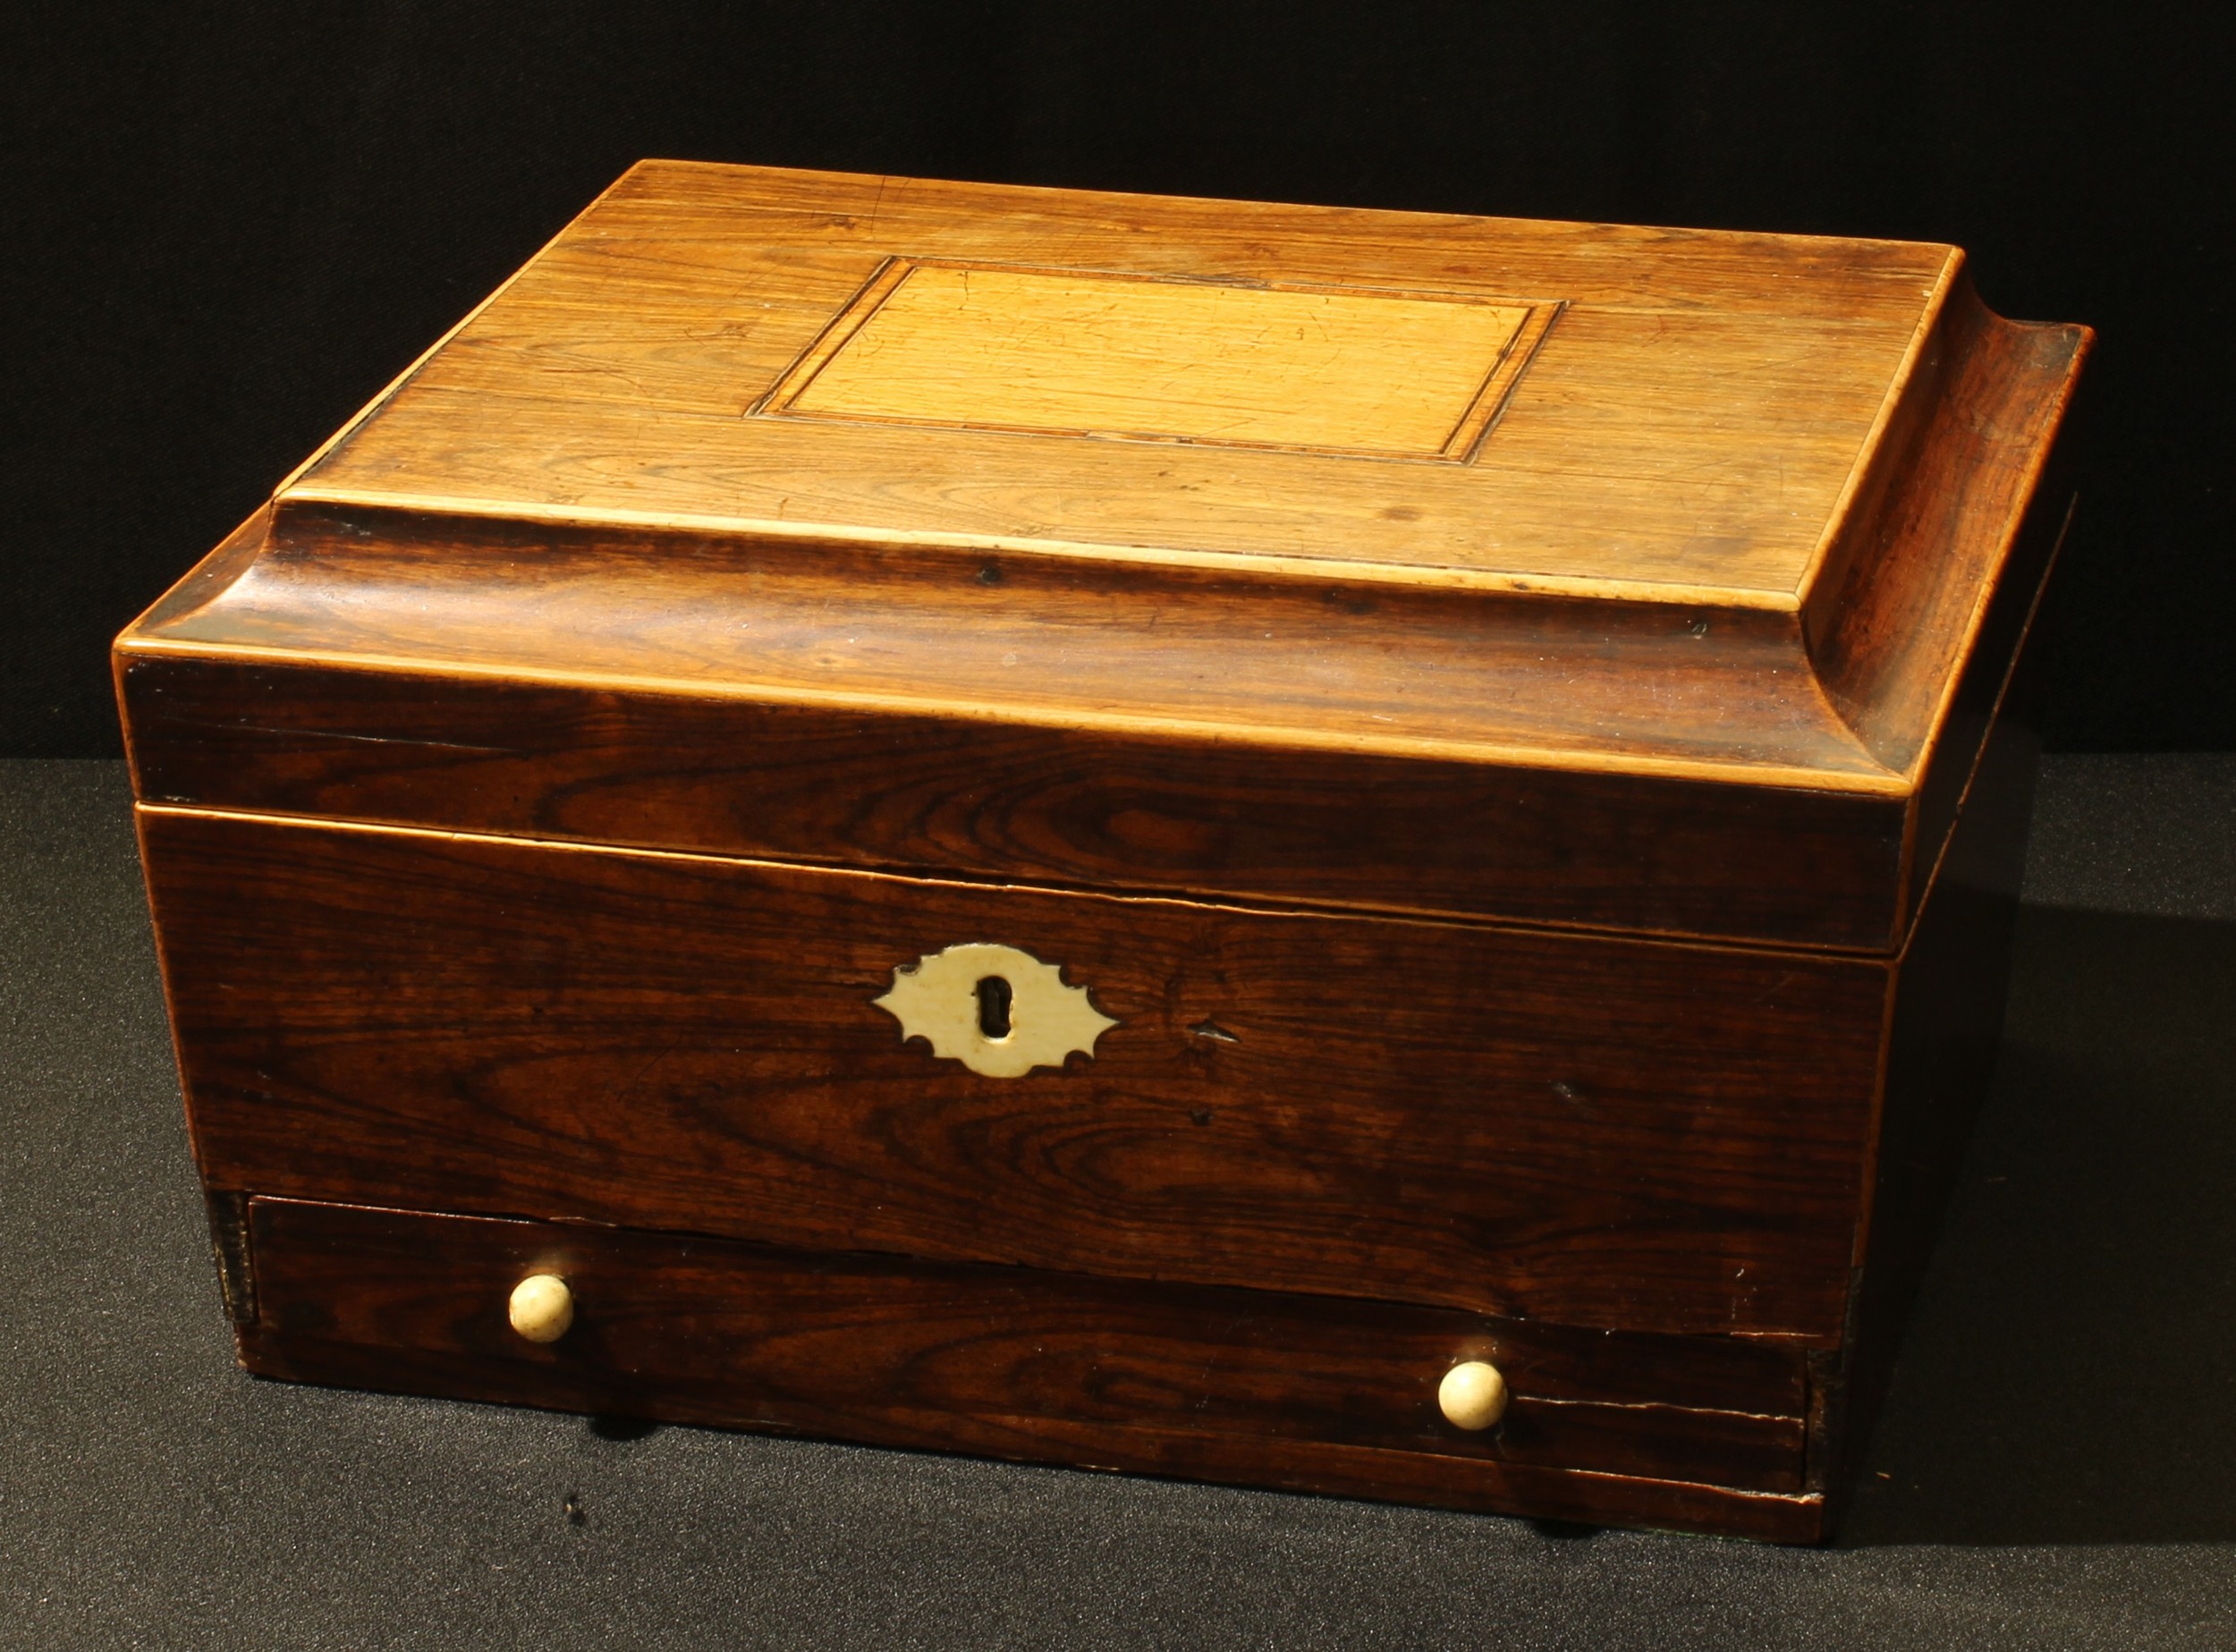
[148,806,1889,1342]
[121,648,1908,949]
[241,1197,1821,1538]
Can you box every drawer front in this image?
[239,1197,1820,1539]
[146,807,1887,1339]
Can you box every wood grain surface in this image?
[112,166,2088,952]
[114,335,2076,955]
[118,643,1911,950]
[143,806,1891,1342]
[239,1196,1823,1539]
[763,259,1546,460]
[284,161,1960,600]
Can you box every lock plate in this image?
[872,942,1118,1078]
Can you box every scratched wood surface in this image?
[143,806,1891,1343]
[237,1195,1822,1538]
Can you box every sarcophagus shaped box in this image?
[116,162,2088,1541]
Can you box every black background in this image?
[6,2,2231,757]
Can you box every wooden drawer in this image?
[145,806,1889,1342]
[238,1196,1821,1540]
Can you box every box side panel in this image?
[1811,677,2042,1516]
[1896,384,2081,942]
[140,807,1888,1342]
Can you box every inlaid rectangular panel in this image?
[759,258,1555,461]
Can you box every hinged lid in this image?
[117,162,2088,953]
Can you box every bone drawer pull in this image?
[508,1274,574,1343]
[1438,1360,1509,1431]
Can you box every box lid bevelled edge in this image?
[114,162,2090,954]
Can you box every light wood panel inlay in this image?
[281,162,1982,596]
[761,259,1548,461]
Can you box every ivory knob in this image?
[1438,1360,1509,1431]
[508,1273,574,1343]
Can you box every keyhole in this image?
[975,976,1013,1039]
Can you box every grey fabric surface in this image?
[2,757,2232,1650]
[2023,755,2236,922]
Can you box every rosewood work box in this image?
[117,162,2088,1541]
